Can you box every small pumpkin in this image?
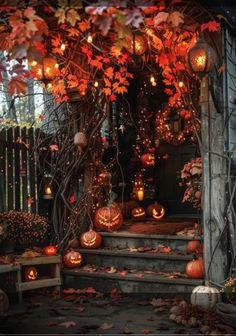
[63,250,83,268]
[186,240,203,254]
[131,207,146,220]
[24,266,38,281]
[140,153,155,168]
[147,203,165,220]
[94,206,123,232]
[44,245,57,256]
[0,289,9,315]
[191,283,221,309]
[80,229,102,249]
[186,257,204,279]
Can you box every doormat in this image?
[127,221,196,235]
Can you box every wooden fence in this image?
[0,127,38,213]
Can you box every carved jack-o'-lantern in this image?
[147,203,165,220]
[132,207,146,220]
[80,229,102,249]
[140,153,155,168]
[94,206,123,232]
[24,266,38,281]
[63,250,83,268]
[44,245,57,256]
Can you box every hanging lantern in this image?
[30,57,59,81]
[43,174,54,199]
[186,40,216,77]
[127,33,147,55]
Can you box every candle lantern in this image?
[43,174,54,199]
[186,40,216,77]
[127,33,147,55]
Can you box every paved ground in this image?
[0,290,235,335]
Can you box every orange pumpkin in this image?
[63,250,83,268]
[94,206,123,232]
[80,230,102,249]
[24,266,38,281]
[131,207,146,220]
[147,203,165,220]
[186,257,205,279]
[140,153,155,168]
[186,240,202,254]
[44,245,57,256]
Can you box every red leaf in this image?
[104,67,114,79]
[69,195,76,204]
[201,21,220,32]
[90,58,103,69]
[8,76,27,96]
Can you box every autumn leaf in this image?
[168,11,184,27]
[67,74,79,88]
[103,87,112,96]
[104,67,114,79]
[201,20,220,32]
[153,12,169,27]
[104,78,111,87]
[106,266,117,273]
[67,27,80,37]
[158,53,169,68]
[66,8,80,27]
[125,8,143,28]
[8,76,27,96]
[114,86,128,94]
[49,144,59,151]
[63,288,78,295]
[78,19,91,32]
[109,94,117,102]
[100,322,114,330]
[59,321,76,328]
[90,58,103,70]
[38,114,45,121]
[55,8,66,24]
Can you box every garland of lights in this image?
[156,105,200,146]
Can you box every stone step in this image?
[99,231,201,251]
[62,267,203,294]
[76,248,193,273]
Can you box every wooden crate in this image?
[16,255,61,303]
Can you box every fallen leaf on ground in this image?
[137,300,150,306]
[141,329,154,334]
[59,321,76,328]
[76,306,85,312]
[48,320,58,326]
[106,266,117,273]
[100,322,114,330]
[63,288,78,295]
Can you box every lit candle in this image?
[43,186,53,199]
[137,188,144,201]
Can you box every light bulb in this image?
[87,35,93,43]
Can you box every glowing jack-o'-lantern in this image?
[140,153,155,168]
[132,207,146,220]
[147,203,165,220]
[63,250,83,268]
[94,206,123,232]
[24,266,38,282]
[80,229,102,249]
[44,245,57,256]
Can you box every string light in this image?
[94,81,99,87]
[87,34,93,43]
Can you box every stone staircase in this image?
[62,226,204,295]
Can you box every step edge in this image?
[99,231,202,241]
[76,248,193,261]
[62,269,203,286]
